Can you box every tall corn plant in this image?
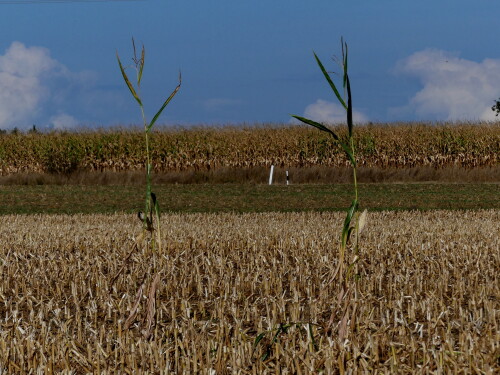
[117,39,181,251]
[292,39,366,287]
[114,39,181,339]
[254,41,366,353]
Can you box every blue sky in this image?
[1,0,500,130]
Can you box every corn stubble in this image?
[0,211,498,373]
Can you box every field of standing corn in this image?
[0,211,498,373]
[0,123,498,176]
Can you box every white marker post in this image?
[286,170,289,185]
[269,165,274,185]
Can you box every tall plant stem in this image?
[117,39,180,247]
[351,137,358,203]
[139,100,152,219]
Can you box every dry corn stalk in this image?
[1,123,498,175]
[0,211,498,372]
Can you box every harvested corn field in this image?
[0,123,498,175]
[0,210,498,373]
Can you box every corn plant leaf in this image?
[314,52,347,110]
[153,193,160,221]
[279,323,292,334]
[346,75,353,138]
[147,73,182,132]
[137,45,145,86]
[260,324,283,360]
[116,52,142,107]
[340,144,356,168]
[292,115,340,140]
[342,199,358,246]
[253,332,267,351]
[292,115,356,166]
[342,40,348,88]
[308,323,318,352]
[252,331,272,361]
[345,199,358,227]
[271,325,284,344]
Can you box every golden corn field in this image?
[0,123,498,175]
[1,211,498,373]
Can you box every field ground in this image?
[0,182,498,215]
[1,124,498,371]
[0,211,498,373]
[1,166,499,185]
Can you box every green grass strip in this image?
[0,183,498,215]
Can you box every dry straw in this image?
[0,211,498,372]
[1,123,498,177]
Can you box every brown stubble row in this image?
[0,122,498,175]
[0,211,498,373]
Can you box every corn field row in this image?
[0,211,498,373]
[0,123,498,175]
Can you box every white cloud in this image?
[393,48,500,121]
[298,99,368,124]
[0,41,87,130]
[49,113,78,130]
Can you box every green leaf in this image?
[346,75,353,138]
[308,323,318,352]
[116,52,142,107]
[342,40,348,88]
[138,45,145,85]
[253,332,266,350]
[292,115,340,141]
[271,325,283,344]
[292,115,356,167]
[314,52,347,110]
[153,193,160,221]
[280,323,292,335]
[342,199,358,246]
[343,143,356,167]
[261,349,271,362]
[253,328,273,361]
[147,72,182,132]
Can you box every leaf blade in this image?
[138,45,145,85]
[342,39,348,88]
[292,115,356,166]
[291,115,340,141]
[147,72,182,132]
[314,52,347,110]
[346,75,353,138]
[116,52,142,106]
[342,199,358,246]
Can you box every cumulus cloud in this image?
[0,41,85,130]
[296,99,368,124]
[393,49,500,121]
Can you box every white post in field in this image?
[286,170,289,185]
[269,165,274,185]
